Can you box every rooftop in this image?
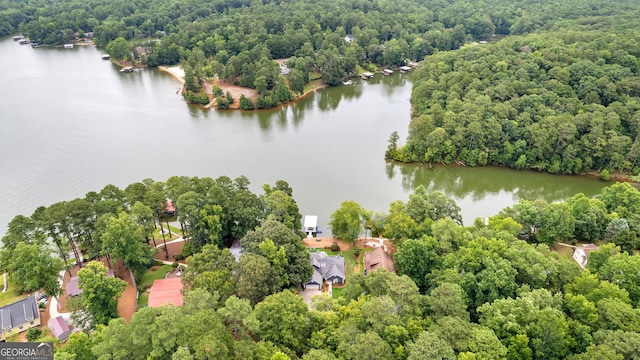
[148,278,183,308]
[48,316,71,339]
[0,296,39,331]
[308,251,345,282]
[364,247,395,274]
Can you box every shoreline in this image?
[156,63,330,111]
[385,159,636,183]
[157,66,185,84]
[201,81,328,111]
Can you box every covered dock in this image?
[303,215,318,238]
[361,72,374,80]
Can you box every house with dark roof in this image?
[364,247,395,275]
[0,296,41,341]
[303,252,345,290]
[48,316,71,342]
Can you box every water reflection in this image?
[317,82,363,112]
[387,161,609,204]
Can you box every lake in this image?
[0,36,610,236]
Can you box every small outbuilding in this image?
[48,316,71,342]
[66,276,82,297]
[399,66,412,73]
[383,69,394,76]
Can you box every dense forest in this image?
[1,175,640,359]
[3,0,638,108]
[390,12,640,175]
[3,0,640,357]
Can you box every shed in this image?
[383,69,394,76]
[66,276,82,297]
[399,66,412,73]
[303,215,318,237]
[48,316,71,342]
[361,72,374,79]
[148,278,183,308]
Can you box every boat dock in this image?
[361,72,374,80]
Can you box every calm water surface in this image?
[0,36,610,235]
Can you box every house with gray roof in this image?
[0,296,41,341]
[303,251,345,290]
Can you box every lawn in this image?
[331,287,344,299]
[152,225,182,241]
[303,79,324,93]
[342,249,361,280]
[309,71,322,81]
[138,265,173,308]
[0,277,27,307]
[138,291,149,308]
[140,264,173,288]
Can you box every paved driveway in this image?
[300,288,322,305]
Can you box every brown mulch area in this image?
[204,80,258,109]
[59,257,138,322]
[302,237,354,250]
[112,260,137,322]
[154,241,186,264]
[356,237,397,254]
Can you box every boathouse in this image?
[383,69,394,76]
[303,215,318,238]
[399,66,412,73]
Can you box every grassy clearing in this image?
[152,225,182,241]
[309,71,322,81]
[332,287,344,299]
[138,291,149,308]
[0,277,27,307]
[550,241,596,260]
[303,79,324,93]
[309,248,339,256]
[140,265,173,288]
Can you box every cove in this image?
[0,36,610,235]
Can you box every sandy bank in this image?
[158,66,185,84]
